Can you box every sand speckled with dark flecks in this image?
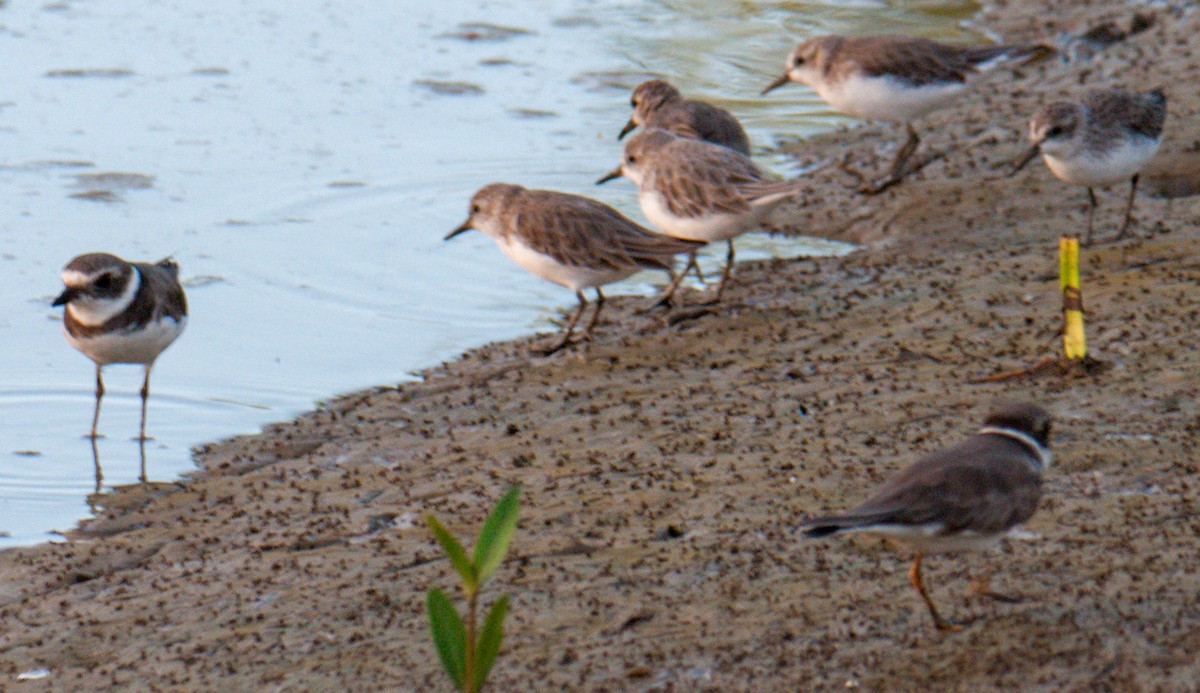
[2,0,1199,689]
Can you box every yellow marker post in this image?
[1059,235,1087,359]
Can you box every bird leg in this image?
[864,123,921,195]
[538,290,588,356]
[138,435,149,485]
[89,364,105,439]
[137,364,153,441]
[90,436,103,495]
[890,123,921,178]
[1115,174,1140,241]
[648,252,696,310]
[908,552,962,632]
[705,241,736,305]
[581,288,606,340]
[1084,187,1098,246]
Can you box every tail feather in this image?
[802,524,844,539]
[966,42,1057,70]
[800,513,888,538]
[155,257,181,278]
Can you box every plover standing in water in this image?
[53,253,188,441]
[597,128,804,304]
[446,183,702,355]
[801,403,1052,631]
[762,35,1053,193]
[1011,88,1166,245]
[619,79,751,155]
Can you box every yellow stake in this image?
[1059,235,1087,359]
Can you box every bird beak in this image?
[618,118,637,140]
[1009,143,1041,177]
[761,73,791,96]
[596,166,624,185]
[444,219,473,240]
[52,287,79,306]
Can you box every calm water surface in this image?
[0,1,983,545]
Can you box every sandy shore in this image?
[3,1,1199,690]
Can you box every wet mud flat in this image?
[2,0,1200,689]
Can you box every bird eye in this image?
[627,155,637,164]
[793,56,805,67]
[630,97,637,108]
[95,274,113,290]
[1046,126,1064,138]
[471,204,480,214]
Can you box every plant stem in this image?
[465,590,477,693]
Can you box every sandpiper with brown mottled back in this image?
[53,252,188,441]
[762,34,1054,193]
[1011,87,1166,245]
[446,183,702,355]
[597,128,804,304]
[620,79,751,155]
[801,403,1052,632]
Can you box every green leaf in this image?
[427,514,477,594]
[473,594,509,692]
[472,487,520,586]
[426,588,467,690]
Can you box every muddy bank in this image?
[2,1,1199,690]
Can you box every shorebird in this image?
[762,35,1054,193]
[53,253,188,441]
[801,403,1052,631]
[597,128,804,304]
[619,79,751,155]
[1011,88,1166,245]
[446,183,702,355]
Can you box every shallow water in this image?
[0,0,983,545]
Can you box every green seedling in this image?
[425,486,520,692]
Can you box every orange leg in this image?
[908,552,962,632]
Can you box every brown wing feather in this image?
[651,140,766,218]
[662,101,751,155]
[843,36,1049,87]
[1084,89,1167,140]
[840,36,972,86]
[808,435,1042,535]
[136,261,189,321]
[512,190,698,271]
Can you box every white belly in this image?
[855,523,1005,554]
[638,189,761,242]
[66,316,187,366]
[495,236,637,291]
[820,73,966,122]
[1042,136,1161,187]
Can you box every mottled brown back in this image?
[504,189,701,272]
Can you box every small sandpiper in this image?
[53,253,188,441]
[762,34,1053,193]
[597,128,803,304]
[801,403,1052,631]
[619,79,751,155]
[1011,88,1166,245]
[446,183,702,355]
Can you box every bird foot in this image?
[933,617,965,633]
[534,334,589,357]
[667,306,717,326]
[969,577,1023,604]
[641,294,675,313]
[860,175,904,195]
